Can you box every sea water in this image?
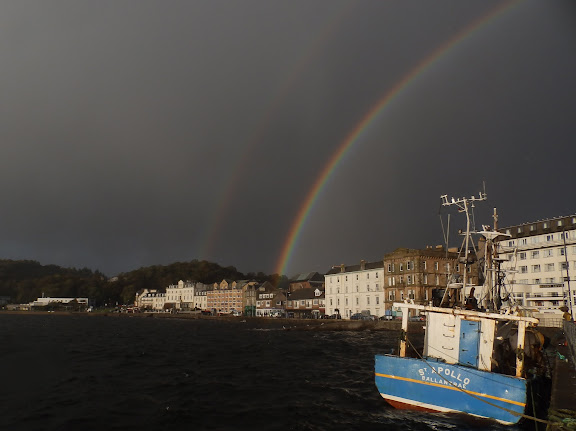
[0,314,514,431]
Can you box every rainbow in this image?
[274,1,521,276]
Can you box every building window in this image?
[530,225,536,231]
[560,248,566,256]
[543,250,553,258]
[367,296,370,305]
[367,273,370,279]
[375,272,379,278]
[532,265,541,273]
[345,276,348,281]
[520,238,527,245]
[356,297,359,305]
[543,222,549,229]
[376,296,380,305]
[401,291,405,301]
[422,261,427,270]
[407,275,412,284]
[389,291,395,301]
[408,290,415,300]
[531,251,540,259]
[387,264,392,272]
[434,262,439,270]
[546,235,554,242]
[435,275,440,285]
[399,264,403,271]
[558,220,563,227]
[520,266,528,273]
[423,275,428,284]
[345,298,348,306]
[375,283,379,290]
[356,274,359,280]
[545,263,555,272]
[367,285,370,291]
[517,227,522,233]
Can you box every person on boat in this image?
[465,287,478,310]
[560,306,573,321]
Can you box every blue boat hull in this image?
[375,355,527,424]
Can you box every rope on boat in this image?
[404,336,555,426]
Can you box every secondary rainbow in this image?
[196,1,357,261]
[274,1,521,276]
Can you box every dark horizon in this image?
[0,1,574,278]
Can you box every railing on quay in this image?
[563,320,576,367]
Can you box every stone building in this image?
[382,247,472,315]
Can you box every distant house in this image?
[285,287,325,318]
[255,281,285,317]
[30,297,90,309]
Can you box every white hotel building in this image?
[498,214,576,315]
[324,260,385,318]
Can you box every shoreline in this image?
[0,310,425,332]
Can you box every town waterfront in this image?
[1,314,517,431]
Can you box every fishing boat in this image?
[374,192,547,425]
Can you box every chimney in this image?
[340,264,345,273]
[360,260,366,270]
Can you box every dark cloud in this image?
[0,0,574,276]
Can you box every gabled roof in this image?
[288,287,324,300]
[289,272,325,282]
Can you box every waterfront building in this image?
[285,286,325,318]
[242,282,257,316]
[30,297,90,309]
[383,247,470,315]
[194,283,209,311]
[324,260,385,319]
[165,280,196,310]
[497,214,576,315]
[255,281,285,317]
[135,289,166,311]
[207,279,255,314]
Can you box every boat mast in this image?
[441,191,487,306]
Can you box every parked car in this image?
[380,315,393,320]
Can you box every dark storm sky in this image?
[0,0,575,277]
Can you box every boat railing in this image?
[392,302,539,324]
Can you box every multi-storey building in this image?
[165,280,196,310]
[324,260,385,319]
[497,214,576,315]
[383,247,470,314]
[242,282,257,316]
[207,279,254,314]
[285,286,325,318]
[255,281,285,316]
[135,289,166,311]
[194,283,209,311]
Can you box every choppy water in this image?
[0,314,516,431]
